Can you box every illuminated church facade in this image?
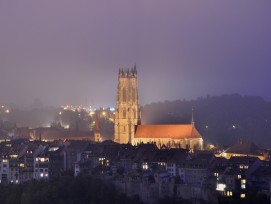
[114,66,203,150]
[114,66,141,144]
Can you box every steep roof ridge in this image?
[135,124,202,139]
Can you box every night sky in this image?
[0,0,271,108]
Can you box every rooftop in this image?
[135,124,202,139]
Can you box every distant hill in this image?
[141,94,271,148]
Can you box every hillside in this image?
[142,94,271,148]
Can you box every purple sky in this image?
[0,0,271,108]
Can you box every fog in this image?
[0,1,271,108]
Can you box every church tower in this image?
[114,65,141,144]
[94,114,102,142]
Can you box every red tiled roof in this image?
[134,124,202,139]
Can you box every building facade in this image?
[94,114,102,142]
[114,66,141,144]
[134,124,203,150]
[114,66,203,150]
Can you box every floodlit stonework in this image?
[134,124,203,150]
[114,65,141,144]
[114,66,203,150]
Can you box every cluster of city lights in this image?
[61,105,94,113]
[60,105,115,119]
[0,105,10,114]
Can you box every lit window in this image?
[240,193,246,198]
[142,162,148,170]
[40,158,48,162]
[216,183,226,191]
[241,179,246,189]
[227,191,232,197]
[40,173,44,177]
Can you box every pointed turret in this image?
[131,67,134,76]
[119,68,123,76]
[191,107,195,128]
[134,64,137,76]
[126,68,130,76]
[114,65,141,144]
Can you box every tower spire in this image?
[94,113,101,142]
[114,65,140,144]
[94,114,100,133]
[191,107,195,127]
[134,64,137,75]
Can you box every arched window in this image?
[123,110,126,118]
[122,88,126,102]
[132,88,136,101]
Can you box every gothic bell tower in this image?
[114,65,141,144]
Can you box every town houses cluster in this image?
[1,67,271,203]
[1,138,271,203]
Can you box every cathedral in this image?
[114,66,141,144]
[114,66,203,150]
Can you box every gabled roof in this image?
[64,140,90,152]
[208,157,229,172]
[133,144,158,162]
[180,153,213,168]
[228,156,259,164]
[152,148,189,163]
[134,124,202,139]
[225,140,263,155]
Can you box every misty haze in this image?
[0,1,271,204]
[0,1,271,107]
